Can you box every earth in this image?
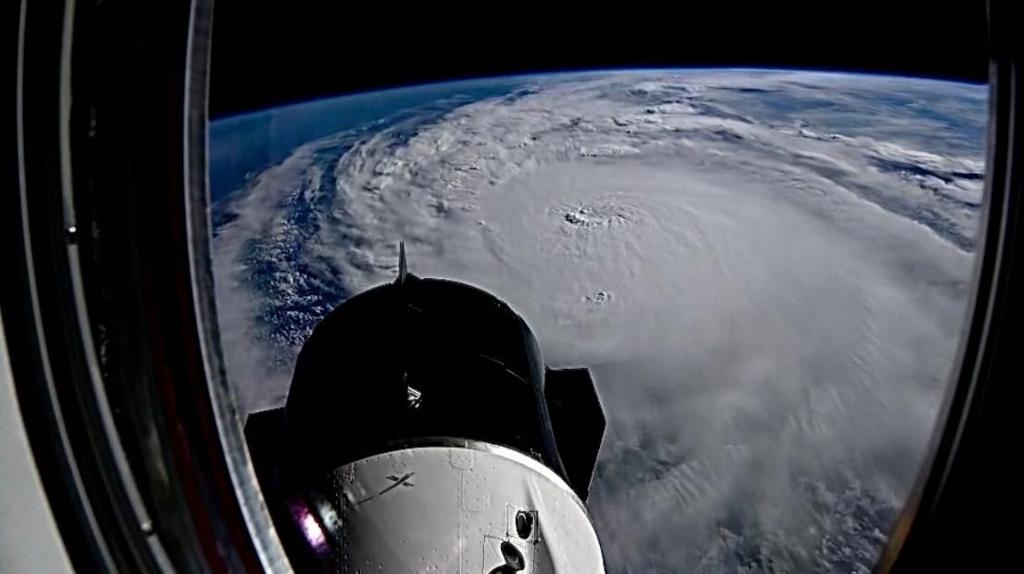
[209,69,987,573]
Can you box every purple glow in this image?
[289,497,329,555]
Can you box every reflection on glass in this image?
[209,70,986,572]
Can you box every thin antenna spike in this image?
[397,241,407,285]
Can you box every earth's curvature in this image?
[210,70,986,573]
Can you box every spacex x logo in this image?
[357,472,415,504]
[386,473,415,489]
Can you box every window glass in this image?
[210,69,986,572]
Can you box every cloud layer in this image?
[212,71,985,572]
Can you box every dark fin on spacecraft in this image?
[544,367,606,501]
[397,241,407,286]
[244,407,287,493]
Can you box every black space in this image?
[210,0,990,119]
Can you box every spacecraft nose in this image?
[281,276,558,482]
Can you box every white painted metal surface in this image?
[323,442,604,573]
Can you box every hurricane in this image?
[211,69,986,572]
